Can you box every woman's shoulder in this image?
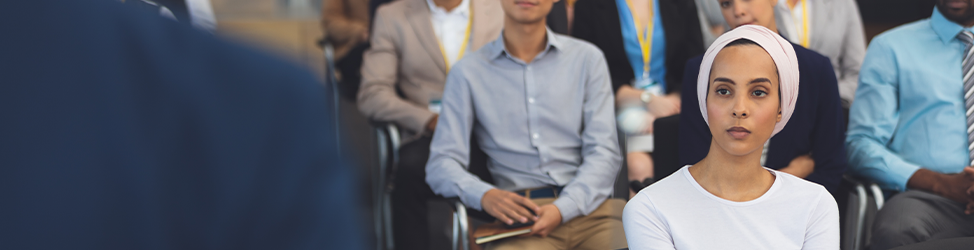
[771,170,836,204]
[629,166,696,206]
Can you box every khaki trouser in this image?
[485,198,627,250]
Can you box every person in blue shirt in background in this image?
[847,0,974,249]
[0,0,362,249]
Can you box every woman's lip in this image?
[515,1,537,7]
[727,127,751,139]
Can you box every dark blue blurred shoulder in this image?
[791,43,833,72]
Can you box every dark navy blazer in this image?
[0,0,362,249]
[678,43,847,194]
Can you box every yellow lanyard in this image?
[791,0,810,48]
[436,3,473,73]
[625,0,653,78]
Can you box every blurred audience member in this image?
[625,26,839,249]
[152,0,217,31]
[695,0,729,46]
[847,1,974,249]
[680,0,846,194]
[572,0,705,196]
[321,0,371,99]
[356,0,502,248]
[0,0,361,249]
[547,0,569,34]
[425,0,626,248]
[775,0,865,107]
[322,0,370,62]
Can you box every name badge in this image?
[636,77,664,96]
[429,99,442,114]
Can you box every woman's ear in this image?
[776,110,782,122]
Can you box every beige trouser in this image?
[485,198,627,250]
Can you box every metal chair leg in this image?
[374,127,389,250]
[868,183,885,210]
[452,201,470,250]
[853,183,867,250]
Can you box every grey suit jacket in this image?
[776,0,866,107]
[357,0,503,143]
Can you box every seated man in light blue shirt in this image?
[847,1,974,249]
[424,0,626,249]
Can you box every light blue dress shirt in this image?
[847,8,972,191]
[616,0,667,90]
[425,28,621,223]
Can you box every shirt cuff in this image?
[552,196,582,223]
[458,178,495,211]
[891,163,922,192]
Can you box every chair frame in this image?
[324,39,400,250]
[846,176,885,250]
[373,123,399,250]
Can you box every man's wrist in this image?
[908,168,943,194]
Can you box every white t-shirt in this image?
[623,165,839,250]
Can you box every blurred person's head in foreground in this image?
[0,0,363,249]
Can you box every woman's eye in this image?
[719,1,730,8]
[716,89,730,95]
[752,90,768,97]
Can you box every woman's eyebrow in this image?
[713,77,735,84]
[748,78,771,85]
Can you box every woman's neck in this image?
[688,139,775,202]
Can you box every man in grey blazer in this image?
[356,0,502,248]
[774,0,867,107]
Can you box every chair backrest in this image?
[614,130,629,199]
[653,114,682,180]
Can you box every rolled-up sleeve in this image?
[552,53,622,223]
[425,66,496,210]
[846,36,920,191]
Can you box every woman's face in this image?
[717,0,777,29]
[706,44,782,157]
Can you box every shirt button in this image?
[532,133,539,139]
[528,98,535,103]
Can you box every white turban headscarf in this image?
[697,25,800,138]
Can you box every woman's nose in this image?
[732,97,748,118]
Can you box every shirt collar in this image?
[931,7,969,45]
[426,0,471,18]
[489,27,562,62]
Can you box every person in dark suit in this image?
[678,0,846,194]
[0,0,362,249]
[571,0,705,196]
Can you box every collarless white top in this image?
[623,165,839,250]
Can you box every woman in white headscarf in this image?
[621,25,838,250]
